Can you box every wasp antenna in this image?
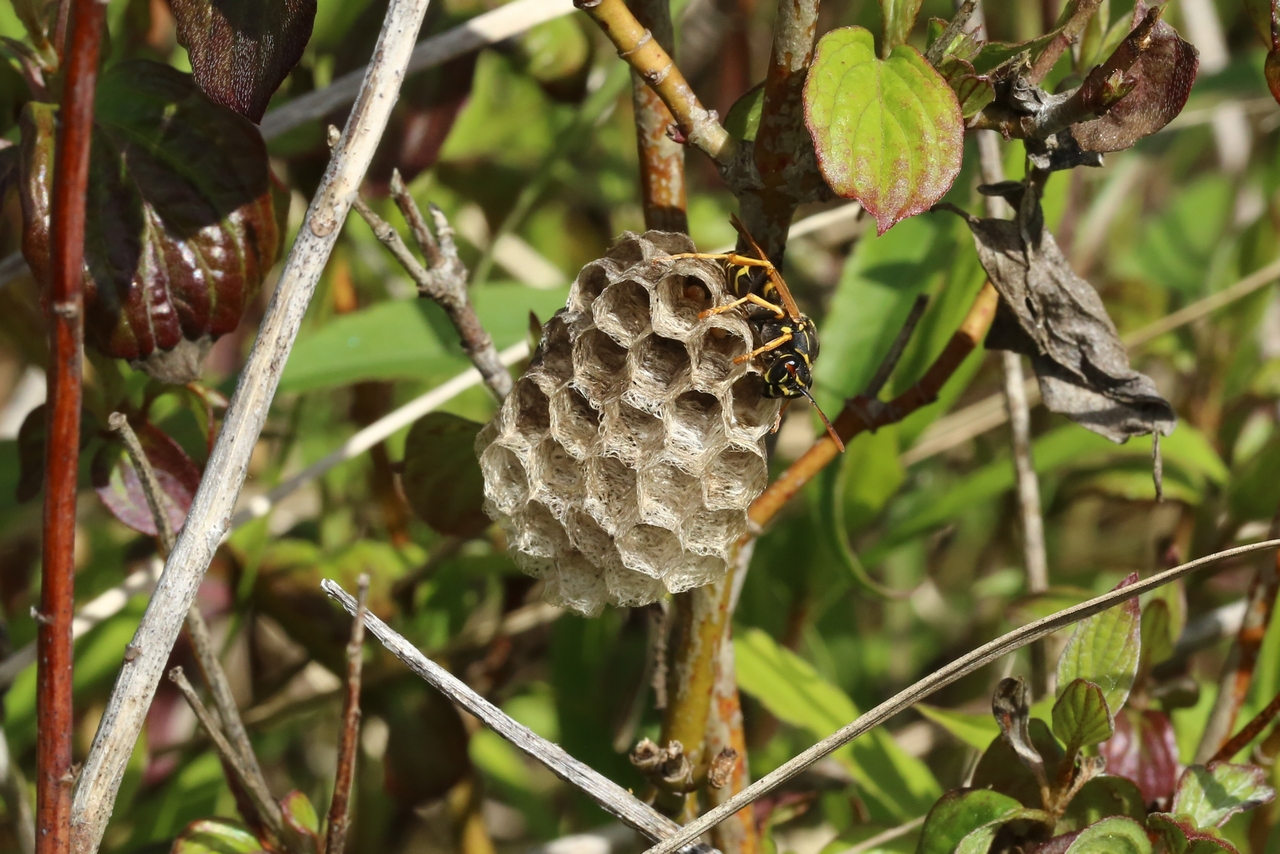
[798,387,845,453]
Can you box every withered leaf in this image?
[1070,1,1198,152]
[949,186,1176,443]
[169,0,316,123]
[18,61,285,383]
[91,421,202,537]
[993,677,1049,788]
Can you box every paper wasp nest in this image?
[476,231,781,616]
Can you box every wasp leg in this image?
[669,251,776,272]
[699,291,786,321]
[733,330,793,364]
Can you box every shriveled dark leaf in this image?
[169,0,316,123]
[1147,813,1240,853]
[994,677,1049,785]
[1069,1,1198,153]
[972,718,1065,809]
[402,412,489,538]
[949,186,1176,443]
[91,421,201,536]
[18,60,283,383]
[1099,708,1179,805]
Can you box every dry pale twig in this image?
[352,175,511,400]
[70,1,438,849]
[976,130,1051,697]
[640,538,1280,854]
[168,668,288,846]
[324,575,369,854]
[106,413,275,834]
[320,580,712,852]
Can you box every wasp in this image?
[673,215,845,453]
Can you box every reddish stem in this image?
[325,576,370,854]
[38,3,106,854]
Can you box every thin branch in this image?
[1196,511,1280,762]
[840,816,926,854]
[749,283,1000,529]
[640,538,1280,854]
[977,129,1050,697]
[1026,0,1103,84]
[39,3,105,853]
[320,580,703,850]
[106,413,275,835]
[1211,685,1280,764]
[749,0,823,254]
[351,188,511,399]
[864,295,929,399]
[259,0,575,141]
[389,169,444,267]
[168,668,287,845]
[628,0,688,233]
[70,2,438,849]
[573,0,735,168]
[903,256,1280,465]
[325,575,369,854]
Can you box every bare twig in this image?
[38,3,105,853]
[903,256,1280,465]
[749,0,823,254]
[641,539,1280,854]
[1027,0,1103,84]
[325,575,369,854]
[320,580,701,849]
[573,0,735,168]
[1197,512,1280,762]
[864,295,929,399]
[168,668,287,845]
[1211,685,1280,764]
[106,413,275,835]
[259,0,575,141]
[840,816,926,854]
[351,187,511,400]
[70,2,438,849]
[977,130,1050,697]
[628,0,688,233]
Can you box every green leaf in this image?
[916,789,1024,854]
[170,0,316,122]
[1052,679,1115,752]
[401,412,489,538]
[1148,813,1241,854]
[1057,776,1147,834]
[1117,177,1235,297]
[916,705,1001,751]
[18,60,283,382]
[1064,816,1152,853]
[724,83,765,143]
[734,628,940,821]
[1172,764,1276,828]
[171,819,266,854]
[803,26,963,234]
[881,0,925,54]
[281,285,568,393]
[279,790,322,853]
[1056,573,1141,721]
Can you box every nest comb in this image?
[476,231,781,616]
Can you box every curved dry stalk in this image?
[324,575,369,854]
[640,538,1280,854]
[69,1,439,849]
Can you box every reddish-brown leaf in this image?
[1099,708,1180,806]
[91,421,201,536]
[169,0,316,123]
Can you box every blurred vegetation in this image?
[2,0,1280,851]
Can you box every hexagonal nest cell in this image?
[477,231,781,616]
